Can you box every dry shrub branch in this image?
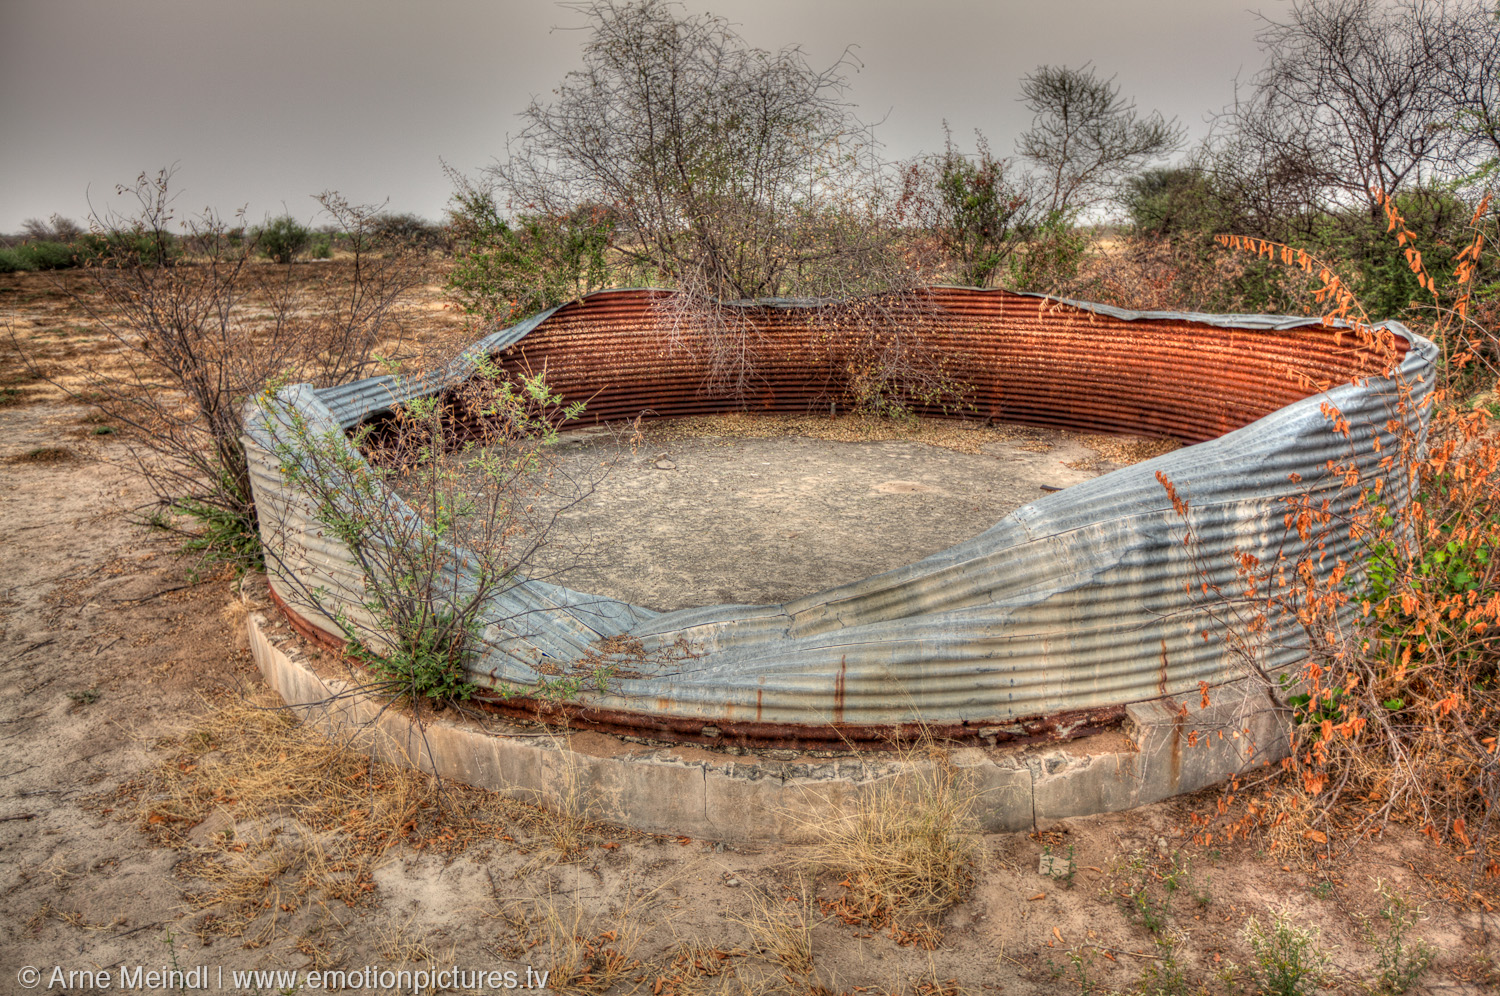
[38,169,424,571]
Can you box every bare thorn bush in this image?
[33,168,425,571]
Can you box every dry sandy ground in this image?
[3,267,1500,996]
[409,418,1150,611]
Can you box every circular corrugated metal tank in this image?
[246,288,1436,748]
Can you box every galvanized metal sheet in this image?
[243,287,1436,740]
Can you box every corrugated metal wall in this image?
[246,288,1436,744]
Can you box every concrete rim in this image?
[249,611,1292,842]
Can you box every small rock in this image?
[1157,836,1170,855]
[725,877,741,888]
[1038,852,1073,879]
[654,459,676,470]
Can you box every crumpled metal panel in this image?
[243,287,1436,739]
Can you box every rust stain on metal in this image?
[433,289,1408,444]
[833,655,847,726]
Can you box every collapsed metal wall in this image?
[246,288,1436,744]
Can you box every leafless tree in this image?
[486,0,949,410]
[491,0,880,302]
[1435,0,1500,185]
[1241,0,1495,219]
[35,169,425,568]
[20,215,84,243]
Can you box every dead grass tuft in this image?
[802,743,978,932]
[119,690,537,940]
[731,883,819,978]
[648,940,747,996]
[8,445,74,464]
[528,894,648,996]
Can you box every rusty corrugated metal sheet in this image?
[248,287,1435,744]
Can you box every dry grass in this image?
[731,883,819,978]
[7,445,74,464]
[119,690,537,941]
[526,893,648,996]
[800,743,978,933]
[648,940,748,996]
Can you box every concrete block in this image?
[1127,679,1294,806]
[1030,748,1141,825]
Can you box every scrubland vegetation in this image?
[5,1,1500,991]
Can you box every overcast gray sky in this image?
[0,0,1271,232]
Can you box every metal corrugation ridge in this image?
[247,287,1436,742]
[314,304,569,428]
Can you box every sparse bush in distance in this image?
[256,214,311,263]
[375,212,446,253]
[1017,62,1185,216]
[21,215,84,243]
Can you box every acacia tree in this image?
[1017,63,1184,216]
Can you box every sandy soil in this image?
[2,266,1498,996]
[412,424,1125,611]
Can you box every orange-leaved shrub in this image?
[1180,193,1499,868]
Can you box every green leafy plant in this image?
[267,362,587,705]
[256,214,311,263]
[1040,842,1077,888]
[1115,851,1172,935]
[1366,883,1436,994]
[445,171,614,324]
[898,126,1039,288]
[1006,210,1092,293]
[1242,910,1330,996]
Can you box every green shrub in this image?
[22,241,79,270]
[267,364,587,705]
[1006,211,1090,293]
[1243,910,1330,996]
[447,190,613,323]
[0,247,35,273]
[309,233,333,259]
[1367,884,1436,994]
[256,215,311,263]
[75,229,179,267]
[0,241,82,272]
